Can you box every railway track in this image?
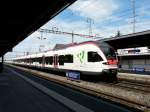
[113,80,150,93]
[6,64,150,112]
[13,64,150,93]
[96,80,150,93]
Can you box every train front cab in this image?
[98,41,118,79]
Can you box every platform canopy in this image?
[102,30,150,50]
[0,0,76,56]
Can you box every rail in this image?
[6,64,150,112]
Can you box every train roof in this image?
[13,40,109,60]
[52,40,106,50]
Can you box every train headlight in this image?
[102,62,109,65]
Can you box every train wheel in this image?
[109,73,118,82]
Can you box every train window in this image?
[28,59,31,63]
[98,42,116,59]
[102,47,116,59]
[37,58,40,64]
[65,54,73,63]
[0,57,2,62]
[88,52,103,62]
[30,58,33,64]
[32,58,36,63]
[49,56,53,65]
[45,57,49,64]
[37,57,42,64]
[45,56,53,65]
[26,59,28,63]
[59,55,65,65]
[24,59,26,63]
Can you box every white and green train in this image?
[13,41,118,78]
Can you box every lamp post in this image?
[131,0,136,33]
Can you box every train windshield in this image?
[98,42,116,59]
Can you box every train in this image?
[12,41,118,79]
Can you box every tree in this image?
[115,30,122,37]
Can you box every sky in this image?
[5,0,150,60]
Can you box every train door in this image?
[53,54,58,68]
[42,55,45,68]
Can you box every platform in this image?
[0,67,72,112]
[0,65,143,112]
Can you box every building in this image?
[117,47,150,72]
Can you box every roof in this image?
[0,0,76,56]
[53,43,78,50]
[101,30,150,50]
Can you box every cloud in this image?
[69,0,119,21]
[42,19,88,33]
[94,20,150,38]
[12,17,150,55]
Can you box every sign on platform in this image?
[66,71,80,81]
[133,67,145,72]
